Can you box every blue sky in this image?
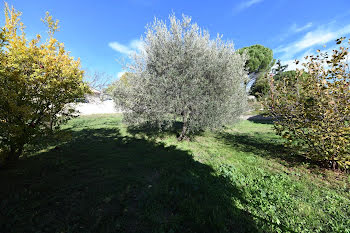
[2,0,350,81]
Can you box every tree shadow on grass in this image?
[216,132,315,168]
[127,121,204,140]
[127,122,180,139]
[1,127,258,233]
[247,115,274,125]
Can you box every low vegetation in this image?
[0,115,349,233]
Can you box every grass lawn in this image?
[0,114,349,233]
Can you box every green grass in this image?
[0,114,349,233]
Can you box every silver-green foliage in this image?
[114,14,248,140]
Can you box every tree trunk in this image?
[177,112,189,141]
[5,144,23,163]
[331,160,338,170]
[177,122,188,141]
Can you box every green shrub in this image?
[266,38,350,169]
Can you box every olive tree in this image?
[114,14,248,140]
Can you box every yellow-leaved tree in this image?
[0,3,89,164]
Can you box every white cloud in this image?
[275,23,350,61]
[279,43,349,71]
[276,22,313,42]
[129,39,144,51]
[281,59,303,71]
[280,50,311,71]
[117,71,126,78]
[234,0,263,13]
[277,22,313,42]
[291,22,313,33]
[109,39,144,55]
[109,42,133,55]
